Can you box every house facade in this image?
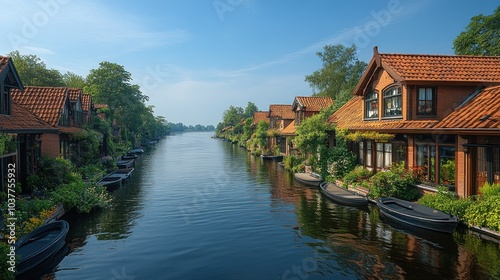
[329,47,500,197]
[11,86,85,161]
[268,105,294,155]
[0,56,57,192]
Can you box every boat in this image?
[376,197,459,234]
[98,176,122,191]
[106,168,134,183]
[14,220,69,276]
[17,244,69,280]
[320,182,369,207]
[115,159,135,169]
[129,147,144,154]
[260,155,283,161]
[278,162,285,168]
[294,172,322,187]
[122,153,138,160]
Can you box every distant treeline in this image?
[169,122,215,132]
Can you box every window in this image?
[366,141,372,168]
[1,85,11,115]
[365,91,378,118]
[417,87,436,115]
[415,135,455,186]
[383,87,402,117]
[358,142,364,165]
[376,143,392,170]
[59,104,70,126]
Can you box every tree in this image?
[453,6,500,56]
[222,105,244,127]
[243,101,258,118]
[9,50,65,86]
[305,44,367,105]
[63,72,86,88]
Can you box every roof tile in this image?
[0,101,55,132]
[11,87,68,126]
[269,105,294,119]
[293,96,334,112]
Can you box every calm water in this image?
[50,132,500,280]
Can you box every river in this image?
[51,132,500,280]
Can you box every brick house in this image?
[328,47,500,197]
[281,96,335,155]
[11,87,85,160]
[0,56,57,192]
[268,105,294,155]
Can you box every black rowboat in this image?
[377,197,459,234]
[320,182,369,207]
[14,220,69,276]
[98,176,122,191]
[128,147,144,154]
[294,172,322,187]
[122,153,138,160]
[115,159,135,169]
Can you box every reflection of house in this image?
[328,47,500,197]
[0,56,57,192]
[12,87,85,160]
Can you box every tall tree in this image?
[243,101,258,118]
[63,71,86,88]
[9,50,65,86]
[305,44,367,105]
[453,6,500,56]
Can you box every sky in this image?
[0,1,498,126]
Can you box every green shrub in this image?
[51,178,111,214]
[480,182,500,197]
[368,162,419,200]
[342,166,372,187]
[464,195,500,231]
[0,242,15,280]
[35,157,78,190]
[326,143,357,180]
[283,155,305,173]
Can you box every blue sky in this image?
[1,1,498,126]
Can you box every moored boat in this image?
[294,172,322,187]
[278,162,285,168]
[106,168,134,183]
[14,220,69,276]
[98,176,122,191]
[122,153,138,160]
[115,159,135,169]
[320,182,369,207]
[377,197,459,234]
[129,147,144,154]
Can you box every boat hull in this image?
[98,176,122,191]
[106,168,134,183]
[14,220,69,275]
[377,197,458,234]
[294,172,322,187]
[320,182,369,207]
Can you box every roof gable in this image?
[11,86,69,126]
[353,47,500,96]
[0,56,24,92]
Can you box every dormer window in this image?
[383,87,402,117]
[365,91,378,119]
[417,87,436,116]
[1,85,11,115]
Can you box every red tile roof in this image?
[11,87,68,126]
[0,56,9,72]
[68,88,82,102]
[269,105,294,119]
[0,101,56,133]
[81,93,92,112]
[293,96,334,112]
[328,96,437,132]
[354,47,500,96]
[434,85,500,131]
[253,111,269,124]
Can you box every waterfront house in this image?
[328,47,500,197]
[281,96,335,155]
[253,111,269,126]
[11,87,85,161]
[268,105,294,155]
[0,56,57,192]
